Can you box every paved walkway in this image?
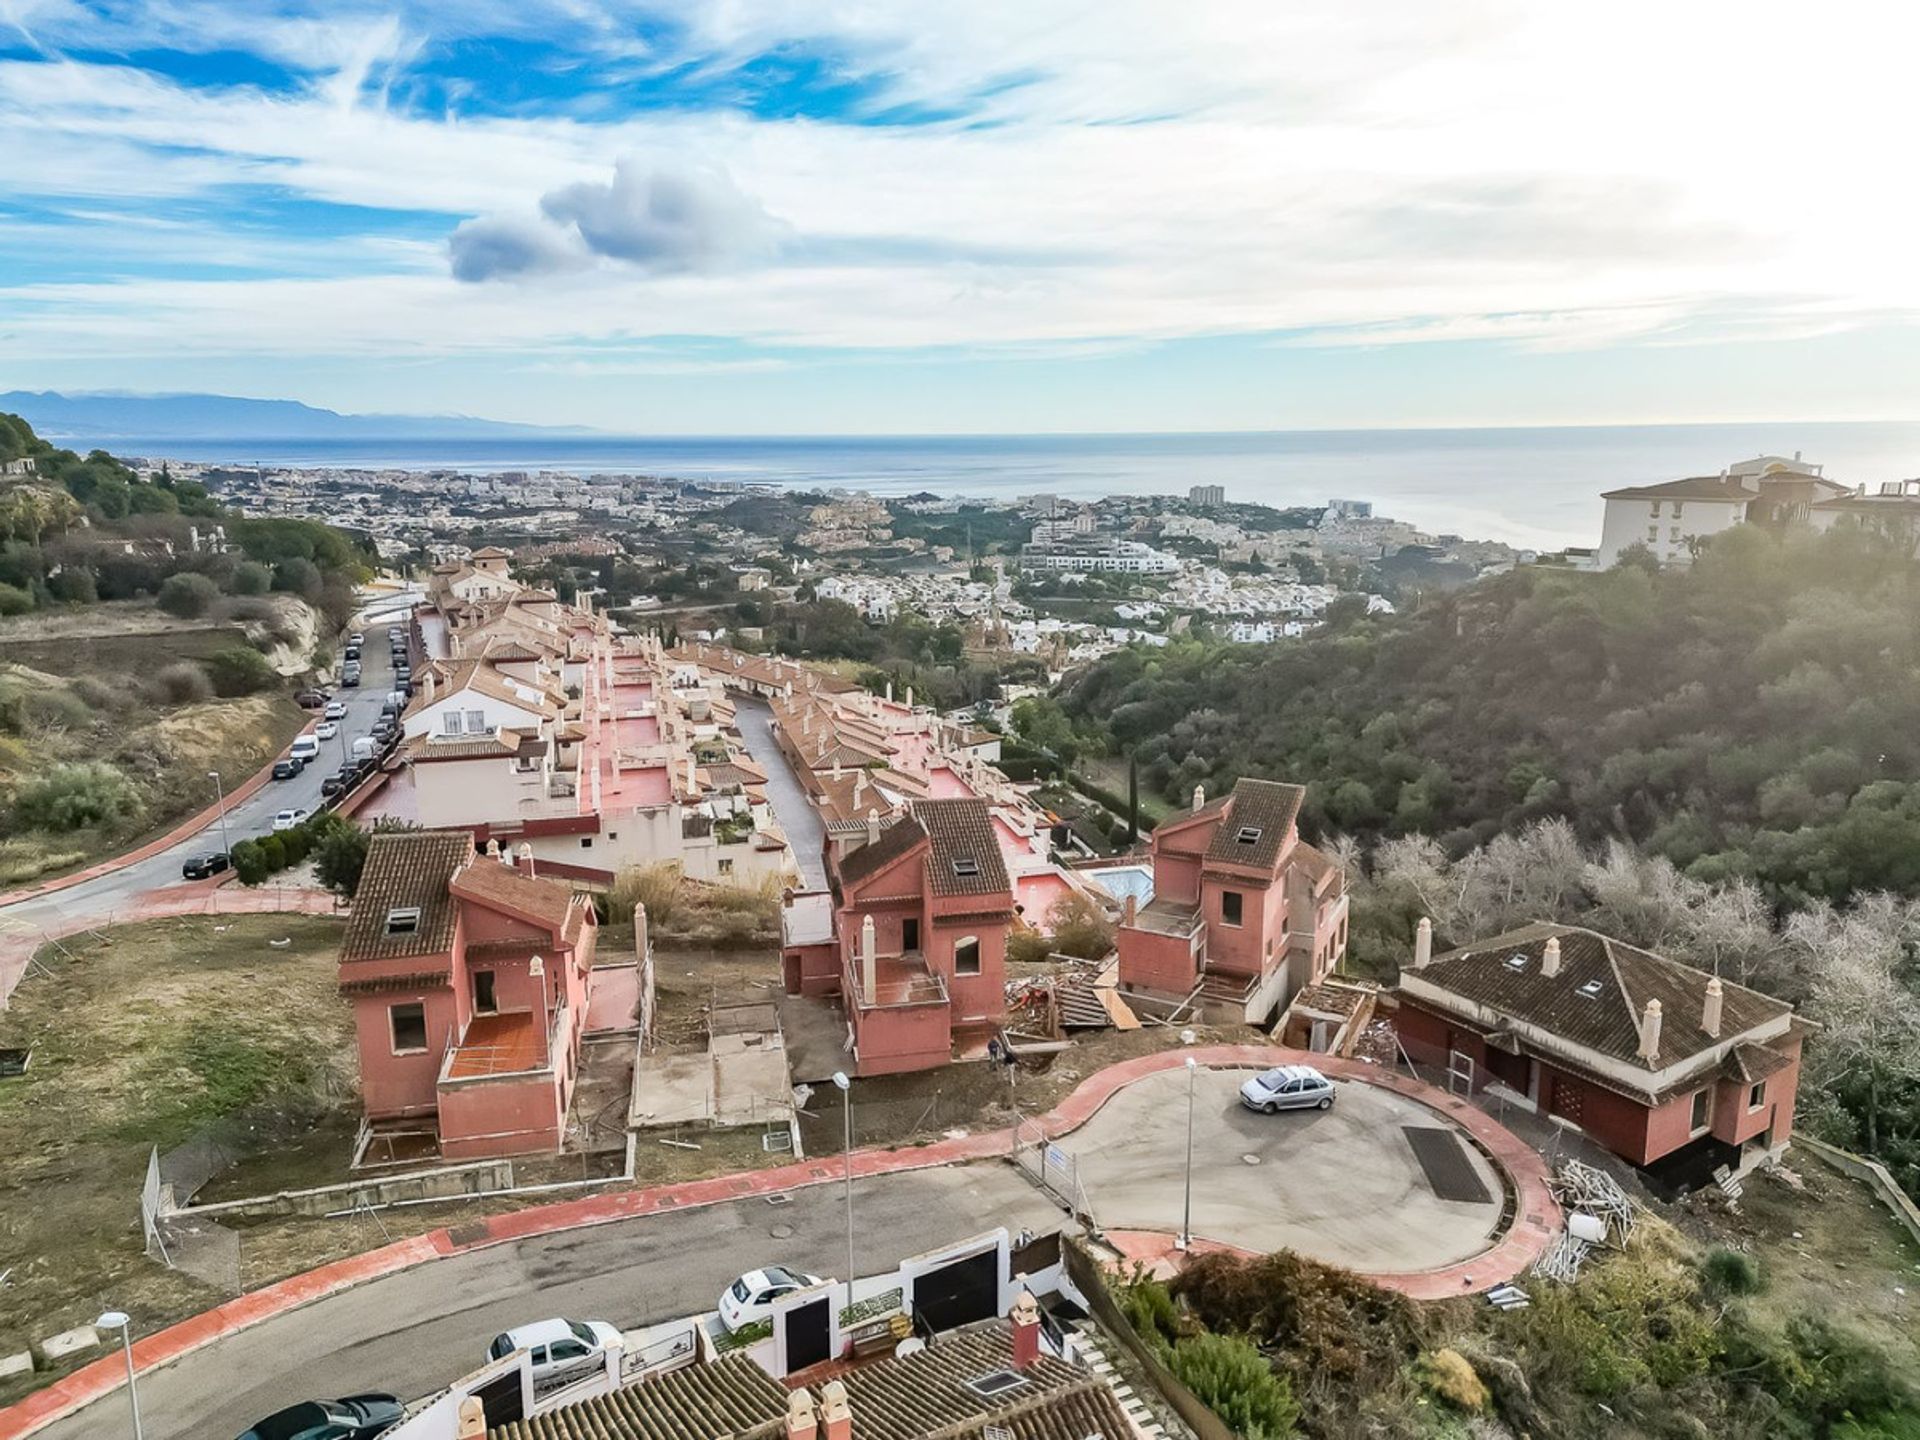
[731,697,826,888]
[0,1044,1557,1440]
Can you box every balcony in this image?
[1126,898,1203,939]
[843,950,949,1011]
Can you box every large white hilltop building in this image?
[1590,454,1849,569]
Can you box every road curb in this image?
[0,1044,1555,1439]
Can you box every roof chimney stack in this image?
[1637,998,1664,1061]
[516,842,535,878]
[1011,1288,1042,1370]
[820,1381,851,1440]
[1702,976,1723,1039]
[1413,916,1432,970]
[785,1389,818,1440]
[1541,936,1561,978]
[866,811,881,847]
[1191,782,1205,811]
[1122,893,1138,927]
[861,913,878,1002]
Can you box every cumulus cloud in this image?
[451,160,789,283]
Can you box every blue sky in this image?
[1,1,1917,433]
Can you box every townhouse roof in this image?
[916,796,1012,898]
[837,814,927,891]
[340,830,475,962]
[403,729,532,762]
[471,545,514,559]
[1810,490,1920,515]
[833,1322,1131,1440]
[417,659,564,718]
[1599,475,1760,503]
[1204,778,1304,871]
[487,1351,788,1440]
[1413,923,1791,1073]
[450,856,588,940]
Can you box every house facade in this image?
[337,830,600,1161]
[784,798,1015,1075]
[1116,777,1349,1024]
[1394,921,1805,1187]
[1591,455,1849,569]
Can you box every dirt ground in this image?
[0,915,355,1392]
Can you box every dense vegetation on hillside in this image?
[1061,525,1920,905]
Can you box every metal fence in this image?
[1012,1117,1096,1228]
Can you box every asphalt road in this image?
[36,1165,1068,1440]
[0,618,401,934]
[732,698,827,889]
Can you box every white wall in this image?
[1595,496,1748,569]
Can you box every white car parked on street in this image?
[486,1318,621,1387]
[314,721,339,740]
[718,1266,825,1332]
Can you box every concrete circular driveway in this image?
[1058,1065,1507,1273]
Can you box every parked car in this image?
[1238,1065,1336,1114]
[271,808,310,832]
[324,701,348,720]
[271,758,303,781]
[348,631,364,645]
[387,627,401,639]
[234,1393,403,1440]
[342,646,361,663]
[320,771,350,798]
[340,670,361,688]
[181,851,231,880]
[351,736,377,761]
[294,689,330,709]
[718,1266,825,1333]
[486,1318,621,1386]
[315,720,339,741]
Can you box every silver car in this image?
[1239,1065,1335,1114]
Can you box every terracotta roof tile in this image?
[340,830,474,963]
[916,797,1011,898]
[450,858,585,937]
[838,815,927,891]
[1204,778,1304,871]
[489,1352,788,1440]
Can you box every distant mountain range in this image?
[0,391,597,443]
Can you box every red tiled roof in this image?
[340,830,473,963]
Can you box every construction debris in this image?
[1548,1160,1638,1247]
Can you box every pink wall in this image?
[1200,869,1286,980]
[437,1072,564,1160]
[1118,925,1201,995]
[783,941,840,996]
[850,997,953,1077]
[354,987,460,1119]
[1152,851,1202,906]
[928,911,1006,1026]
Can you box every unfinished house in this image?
[784,797,1015,1075]
[338,830,600,1161]
[1395,921,1806,1189]
[1116,777,1349,1024]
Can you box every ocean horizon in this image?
[93,420,1920,549]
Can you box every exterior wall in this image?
[1117,925,1202,996]
[849,996,954,1076]
[403,690,546,742]
[1200,868,1285,981]
[782,940,840,996]
[354,985,461,1120]
[1152,850,1203,906]
[414,755,549,828]
[1596,496,1748,569]
[437,1070,564,1159]
[928,908,1007,1027]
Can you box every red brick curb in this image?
[0,721,308,909]
[0,1045,1557,1439]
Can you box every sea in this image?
[107,421,1920,550]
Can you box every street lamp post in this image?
[95,1310,142,1440]
[832,1071,855,1316]
[206,771,232,857]
[1178,1056,1198,1251]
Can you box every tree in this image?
[200,646,278,696]
[313,818,371,896]
[227,560,271,596]
[12,761,141,829]
[1009,695,1081,765]
[47,566,96,604]
[157,571,219,618]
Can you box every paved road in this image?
[1057,1068,1503,1272]
[0,620,399,940]
[35,1165,1066,1440]
[732,697,827,888]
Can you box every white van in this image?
[289,735,320,763]
[350,736,376,761]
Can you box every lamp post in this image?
[832,1071,855,1315]
[206,771,232,857]
[95,1310,142,1440]
[1178,1056,1198,1252]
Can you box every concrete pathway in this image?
[0,1044,1559,1440]
[731,697,826,889]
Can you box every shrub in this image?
[48,566,96,603]
[12,760,141,830]
[227,560,271,596]
[1701,1247,1763,1297]
[0,582,34,615]
[1043,891,1116,959]
[1165,1332,1300,1440]
[278,825,311,867]
[1417,1348,1489,1412]
[257,833,287,872]
[157,571,219,618]
[68,676,123,712]
[230,837,270,885]
[606,862,682,928]
[149,662,215,706]
[16,688,93,732]
[201,645,278,696]
[271,556,322,599]
[312,815,381,896]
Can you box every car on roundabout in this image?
[1238,1064,1336,1114]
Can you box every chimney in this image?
[820,1381,851,1440]
[1191,782,1205,810]
[861,914,877,1002]
[1011,1288,1042,1370]
[1702,976,1723,1039]
[866,811,881,847]
[885,680,894,702]
[905,686,914,708]
[1122,893,1138,927]
[1413,916,1432,969]
[1541,936,1561,978]
[423,671,437,704]
[786,1389,818,1440]
[516,842,535,878]
[1637,998,1663,1061]
[456,1395,487,1440]
[833,756,842,782]
[485,837,501,859]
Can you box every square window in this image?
[384,906,421,936]
[1221,890,1243,926]
[466,709,487,732]
[442,713,463,736]
[955,936,982,975]
[1235,826,1262,845]
[580,837,593,848]
[1690,1087,1712,1131]
[1748,1081,1766,1110]
[951,856,980,877]
[390,1002,427,1053]
[718,858,734,876]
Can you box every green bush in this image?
[1165,1332,1300,1440]
[257,833,287,872]
[1701,1247,1763,1297]
[12,760,141,830]
[227,561,271,595]
[278,825,311,867]
[157,571,219,619]
[230,838,270,885]
[48,566,96,603]
[149,662,215,706]
[200,646,278,697]
[0,582,34,615]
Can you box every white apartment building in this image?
[1591,456,1846,569]
[1020,539,1179,574]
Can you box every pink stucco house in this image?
[784,797,1015,1075]
[338,830,598,1161]
[1117,778,1349,1024]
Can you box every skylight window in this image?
[951,856,981,878]
[1577,979,1604,998]
[385,906,422,936]
[965,1370,1029,1398]
[1504,953,1528,971]
[1236,826,1263,845]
